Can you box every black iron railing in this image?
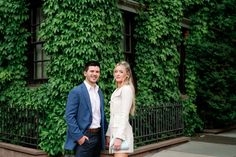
[0,103,183,149]
[0,105,44,149]
[131,103,184,147]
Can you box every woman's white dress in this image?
[106,85,134,154]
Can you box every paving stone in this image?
[147,129,236,157]
[150,150,216,157]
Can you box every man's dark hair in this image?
[84,60,100,72]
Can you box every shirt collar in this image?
[84,80,99,92]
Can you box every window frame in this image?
[118,0,144,89]
[27,0,50,85]
[178,18,190,95]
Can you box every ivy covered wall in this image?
[38,0,123,155]
[0,0,123,155]
[134,0,204,135]
[184,0,236,128]
[1,0,235,156]
[0,0,29,102]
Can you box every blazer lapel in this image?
[81,83,92,113]
[98,89,104,111]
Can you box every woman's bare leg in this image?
[114,153,128,157]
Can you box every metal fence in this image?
[0,105,44,149]
[131,103,184,147]
[0,103,183,149]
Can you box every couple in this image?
[64,60,135,157]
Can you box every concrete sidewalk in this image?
[147,129,236,157]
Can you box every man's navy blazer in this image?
[64,82,107,150]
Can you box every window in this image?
[118,0,141,64]
[178,27,189,95]
[27,0,49,84]
[122,11,136,65]
[118,0,144,89]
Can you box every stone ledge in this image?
[0,142,47,156]
[0,137,190,157]
[101,136,190,157]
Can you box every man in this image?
[64,61,107,157]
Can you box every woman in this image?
[106,61,135,157]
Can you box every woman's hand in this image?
[113,138,122,150]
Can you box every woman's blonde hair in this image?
[114,61,135,115]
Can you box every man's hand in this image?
[105,136,110,149]
[77,136,89,145]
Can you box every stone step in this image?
[149,150,216,157]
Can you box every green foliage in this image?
[1,0,235,155]
[1,0,122,155]
[134,0,203,135]
[185,0,236,128]
[0,0,29,93]
[38,0,123,155]
[135,0,182,104]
